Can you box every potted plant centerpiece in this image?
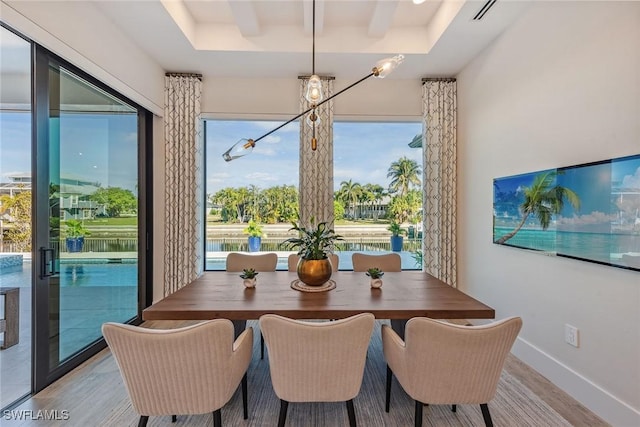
[366,267,384,288]
[283,219,343,286]
[65,219,91,253]
[239,268,258,288]
[388,221,406,252]
[243,219,266,252]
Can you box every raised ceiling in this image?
[91,0,530,80]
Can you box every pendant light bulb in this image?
[305,75,324,104]
[373,54,405,79]
[222,138,254,162]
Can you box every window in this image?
[204,119,300,270]
[204,119,423,270]
[333,121,423,269]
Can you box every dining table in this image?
[142,271,495,322]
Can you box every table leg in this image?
[233,319,247,339]
[390,319,407,340]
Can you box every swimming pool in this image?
[0,259,139,288]
[59,261,138,287]
[0,258,139,362]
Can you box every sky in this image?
[493,156,640,228]
[0,112,138,192]
[205,120,423,195]
[2,115,423,197]
[0,112,31,177]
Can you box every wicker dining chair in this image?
[226,252,278,359]
[225,252,278,272]
[383,316,522,427]
[102,320,253,427]
[260,313,375,427]
[351,252,401,272]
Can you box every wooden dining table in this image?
[143,271,495,321]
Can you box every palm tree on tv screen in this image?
[496,171,581,244]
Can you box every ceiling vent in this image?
[473,0,497,20]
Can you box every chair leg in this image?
[260,333,265,359]
[278,400,289,427]
[242,372,248,420]
[451,404,457,412]
[414,401,423,427]
[172,414,177,422]
[138,416,149,427]
[385,364,392,412]
[480,403,493,427]
[213,409,222,427]
[346,399,356,427]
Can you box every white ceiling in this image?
[89,0,530,81]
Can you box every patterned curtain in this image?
[422,79,457,287]
[298,77,335,227]
[164,73,203,296]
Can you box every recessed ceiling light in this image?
[413,0,427,4]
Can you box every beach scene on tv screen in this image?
[493,155,640,271]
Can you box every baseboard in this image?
[512,337,640,427]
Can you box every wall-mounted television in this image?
[493,154,640,272]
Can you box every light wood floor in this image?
[503,355,607,426]
[4,320,609,427]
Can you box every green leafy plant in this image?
[243,219,266,238]
[411,250,423,269]
[387,221,406,237]
[365,267,384,279]
[282,218,343,260]
[239,268,258,279]
[0,190,32,251]
[65,219,91,238]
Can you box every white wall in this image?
[201,76,422,120]
[152,115,165,301]
[457,2,640,425]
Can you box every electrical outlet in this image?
[564,324,579,348]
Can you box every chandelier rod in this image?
[312,0,316,74]
[222,51,405,161]
[253,71,375,145]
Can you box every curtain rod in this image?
[165,72,202,80]
[422,77,456,83]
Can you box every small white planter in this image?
[370,278,383,289]
[243,278,257,288]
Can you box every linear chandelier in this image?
[222,0,404,162]
[306,0,322,151]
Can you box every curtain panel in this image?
[164,73,203,296]
[298,77,335,228]
[422,79,458,287]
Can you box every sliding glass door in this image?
[32,45,149,392]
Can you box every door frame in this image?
[31,43,153,393]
